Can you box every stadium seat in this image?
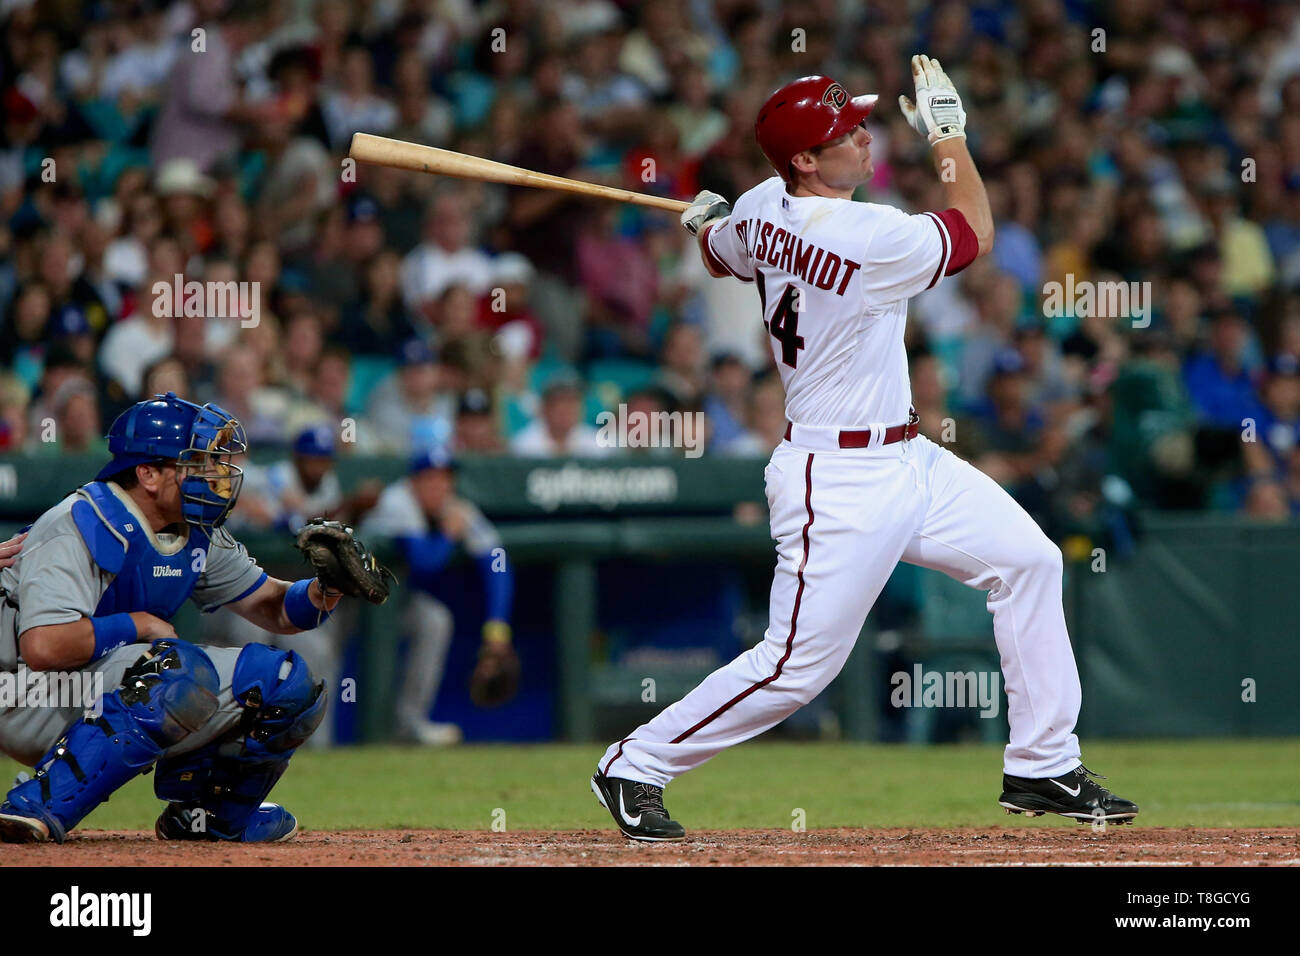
[585,358,658,399]
[346,356,398,415]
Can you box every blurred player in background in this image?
[453,388,506,454]
[237,424,382,532]
[361,448,514,745]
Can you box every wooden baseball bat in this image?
[349,132,690,214]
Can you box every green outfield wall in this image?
[2,454,1295,742]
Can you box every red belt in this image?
[784,410,920,448]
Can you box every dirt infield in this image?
[3,827,1297,866]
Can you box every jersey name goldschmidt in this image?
[703,176,953,429]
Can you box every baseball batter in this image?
[591,57,1138,841]
[0,392,387,844]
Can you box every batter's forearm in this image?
[932,138,994,253]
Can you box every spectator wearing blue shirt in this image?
[1263,174,1300,289]
[1243,354,1300,476]
[963,348,1058,520]
[1183,309,1264,430]
[987,178,1043,292]
[702,353,752,451]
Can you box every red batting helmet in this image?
[754,76,878,181]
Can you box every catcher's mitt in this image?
[470,625,520,707]
[294,517,395,604]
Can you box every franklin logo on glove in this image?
[898,54,968,145]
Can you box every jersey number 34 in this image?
[765,284,806,368]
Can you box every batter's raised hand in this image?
[680,189,731,236]
[898,54,966,145]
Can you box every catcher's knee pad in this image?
[1,639,219,843]
[153,643,325,839]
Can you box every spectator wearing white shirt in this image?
[321,45,398,149]
[100,10,179,101]
[560,27,648,139]
[209,342,292,448]
[400,191,494,320]
[366,338,456,454]
[99,309,174,400]
[510,375,609,458]
[103,192,164,290]
[98,237,185,399]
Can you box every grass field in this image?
[6,737,1297,833]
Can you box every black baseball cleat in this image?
[155,802,299,843]
[590,771,686,842]
[999,764,1139,824]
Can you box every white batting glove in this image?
[898,54,967,146]
[680,189,731,237]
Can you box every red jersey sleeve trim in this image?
[701,221,754,283]
[922,211,952,288]
[930,207,979,277]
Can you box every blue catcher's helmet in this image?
[96,392,248,539]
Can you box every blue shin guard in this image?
[0,640,219,844]
[153,643,325,840]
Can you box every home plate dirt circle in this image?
[5,828,1298,865]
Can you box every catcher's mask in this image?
[97,392,248,546]
[177,405,246,545]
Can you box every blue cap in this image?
[399,337,437,366]
[278,268,312,294]
[992,347,1026,376]
[409,446,456,474]
[51,303,91,338]
[1269,353,1300,377]
[348,195,380,223]
[293,424,336,458]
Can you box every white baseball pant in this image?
[600,431,1083,786]
[397,592,455,735]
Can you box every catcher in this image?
[0,392,392,844]
[360,447,518,745]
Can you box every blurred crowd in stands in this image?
[3,0,1300,543]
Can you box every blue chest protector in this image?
[70,482,208,620]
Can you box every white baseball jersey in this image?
[703,176,954,428]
